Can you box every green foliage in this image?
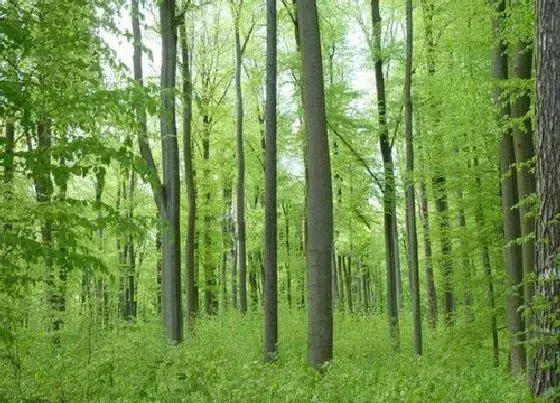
[0,310,532,401]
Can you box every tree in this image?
[420,0,454,326]
[264,0,278,361]
[160,0,183,342]
[180,13,197,332]
[489,0,525,374]
[530,0,560,396]
[230,0,254,314]
[371,0,399,348]
[297,0,334,370]
[404,0,421,356]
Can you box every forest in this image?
[1,0,559,401]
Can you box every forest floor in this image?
[1,308,533,402]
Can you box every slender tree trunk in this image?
[230,213,238,309]
[233,20,248,315]
[127,170,137,319]
[180,21,197,332]
[404,0,422,355]
[3,121,14,230]
[456,188,473,321]
[283,202,293,308]
[264,0,278,361]
[490,0,525,374]
[337,254,345,312]
[419,179,437,328]
[531,0,560,395]
[131,0,164,316]
[297,0,333,370]
[160,0,183,342]
[474,156,500,367]
[511,36,536,375]
[421,0,454,325]
[372,0,399,348]
[221,184,232,311]
[345,256,353,313]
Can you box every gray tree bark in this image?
[297,0,334,370]
[180,20,197,332]
[372,0,399,348]
[232,3,248,314]
[264,0,278,362]
[531,0,560,395]
[404,0,422,355]
[159,0,183,342]
[490,0,525,374]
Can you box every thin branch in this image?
[327,122,384,194]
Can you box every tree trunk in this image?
[264,0,278,362]
[511,37,536,376]
[180,21,197,332]
[474,156,500,367]
[456,188,473,321]
[283,202,293,308]
[490,0,525,374]
[344,256,353,313]
[131,0,164,317]
[419,179,437,328]
[371,0,399,348]
[127,170,137,319]
[3,121,14,230]
[221,184,232,311]
[404,0,422,355]
[234,19,248,315]
[297,0,333,370]
[160,0,183,342]
[337,254,345,312]
[421,0,454,325]
[531,0,560,395]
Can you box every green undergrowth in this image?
[1,309,533,402]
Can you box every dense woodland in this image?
[1,0,559,401]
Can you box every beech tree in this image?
[160,0,183,342]
[297,0,334,370]
[263,0,278,361]
[531,0,560,396]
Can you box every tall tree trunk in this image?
[230,212,238,309]
[371,0,399,348]
[474,155,500,367]
[419,179,437,328]
[234,19,248,315]
[3,121,14,230]
[337,254,345,312]
[344,256,353,313]
[421,0,454,325]
[180,21,197,332]
[511,36,536,375]
[160,0,183,342]
[490,0,525,374]
[127,170,137,319]
[221,184,232,311]
[531,0,560,395]
[28,124,58,332]
[264,0,278,362]
[404,0,422,355]
[131,0,164,316]
[282,202,293,308]
[456,188,473,321]
[297,0,333,370]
